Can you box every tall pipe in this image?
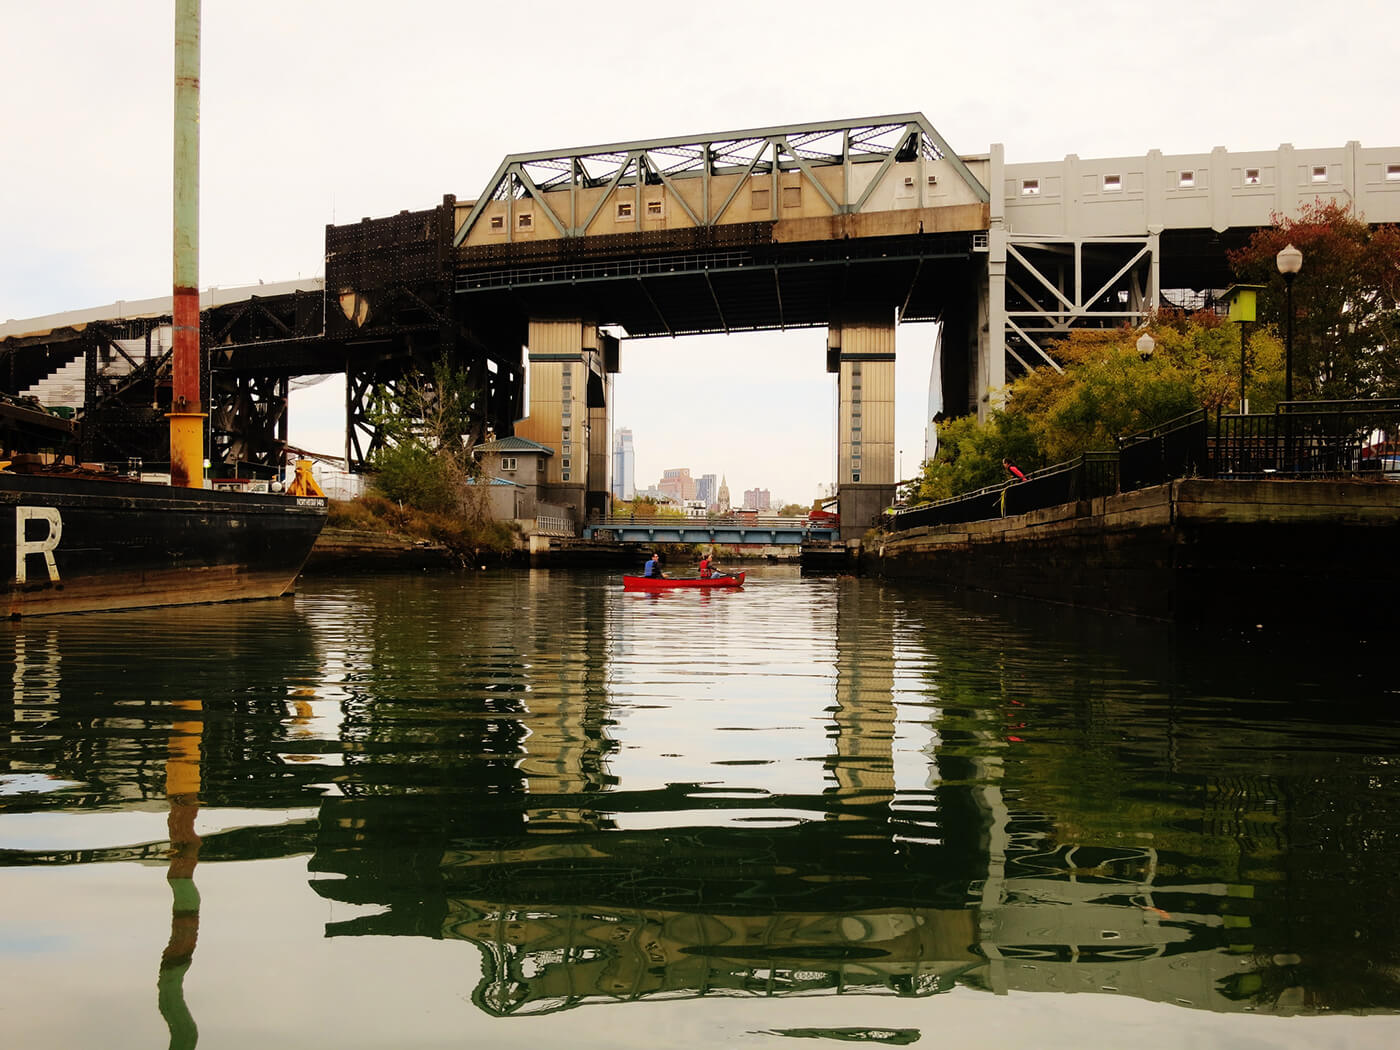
[170,0,204,488]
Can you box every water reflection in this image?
[2,570,1399,1041]
[158,700,202,1049]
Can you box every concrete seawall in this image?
[872,479,1400,625]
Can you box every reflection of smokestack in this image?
[159,698,203,1049]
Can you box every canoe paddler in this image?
[644,552,664,578]
[698,552,712,578]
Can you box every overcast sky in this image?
[4,2,1398,503]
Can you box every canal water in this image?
[2,567,1398,1048]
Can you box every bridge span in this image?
[4,114,1398,540]
[582,516,837,545]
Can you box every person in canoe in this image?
[643,552,664,578]
[697,552,712,578]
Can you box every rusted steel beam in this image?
[169,0,204,489]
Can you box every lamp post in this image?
[1136,332,1155,358]
[1276,243,1303,403]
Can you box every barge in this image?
[2,469,326,617]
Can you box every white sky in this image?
[4,1,1398,502]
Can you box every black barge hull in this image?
[1,472,328,616]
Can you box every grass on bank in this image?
[327,493,520,559]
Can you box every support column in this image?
[831,310,896,541]
[586,332,618,519]
[515,319,605,524]
[979,143,1008,418]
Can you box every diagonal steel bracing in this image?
[453,114,989,246]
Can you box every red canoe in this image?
[622,572,745,591]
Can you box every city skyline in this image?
[608,323,936,506]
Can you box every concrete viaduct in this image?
[4,114,1398,538]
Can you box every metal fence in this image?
[890,451,1118,531]
[1118,409,1209,491]
[1213,400,1400,478]
[888,399,1400,533]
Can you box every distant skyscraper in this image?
[718,476,730,513]
[659,467,696,503]
[743,487,771,512]
[696,473,716,507]
[612,428,635,500]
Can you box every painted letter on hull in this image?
[15,507,62,584]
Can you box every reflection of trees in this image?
[910,587,1400,1014]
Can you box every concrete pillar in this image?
[984,231,1007,415]
[832,309,896,540]
[515,318,606,522]
[980,143,1007,418]
[1276,143,1297,218]
[587,373,611,519]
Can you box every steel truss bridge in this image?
[3,114,1396,532]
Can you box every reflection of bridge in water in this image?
[300,580,1280,1017]
[7,577,1400,1021]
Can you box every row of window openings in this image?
[499,457,572,479]
[1019,163,1400,197]
[488,183,835,231]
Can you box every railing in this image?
[890,452,1118,531]
[1118,409,1208,491]
[889,399,1400,534]
[1213,400,1400,478]
[590,514,818,529]
[534,515,574,537]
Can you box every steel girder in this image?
[209,373,289,479]
[453,113,989,247]
[1000,235,1158,376]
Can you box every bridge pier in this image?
[513,319,616,523]
[831,311,896,540]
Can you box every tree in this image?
[914,311,1285,501]
[368,357,486,519]
[913,410,1041,502]
[1010,311,1283,462]
[1229,199,1400,399]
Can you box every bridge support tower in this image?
[830,310,896,541]
[514,319,617,523]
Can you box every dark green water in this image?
[2,567,1398,1048]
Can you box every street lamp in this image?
[1136,331,1155,358]
[1276,243,1303,402]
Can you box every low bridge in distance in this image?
[582,516,837,545]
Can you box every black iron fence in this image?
[890,451,1118,531]
[1213,400,1400,478]
[1118,409,1208,491]
[888,400,1400,533]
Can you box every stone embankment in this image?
[301,527,459,573]
[872,479,1400,625]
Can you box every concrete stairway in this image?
[21,334,165,410]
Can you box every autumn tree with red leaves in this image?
[1229,199,1400,399]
